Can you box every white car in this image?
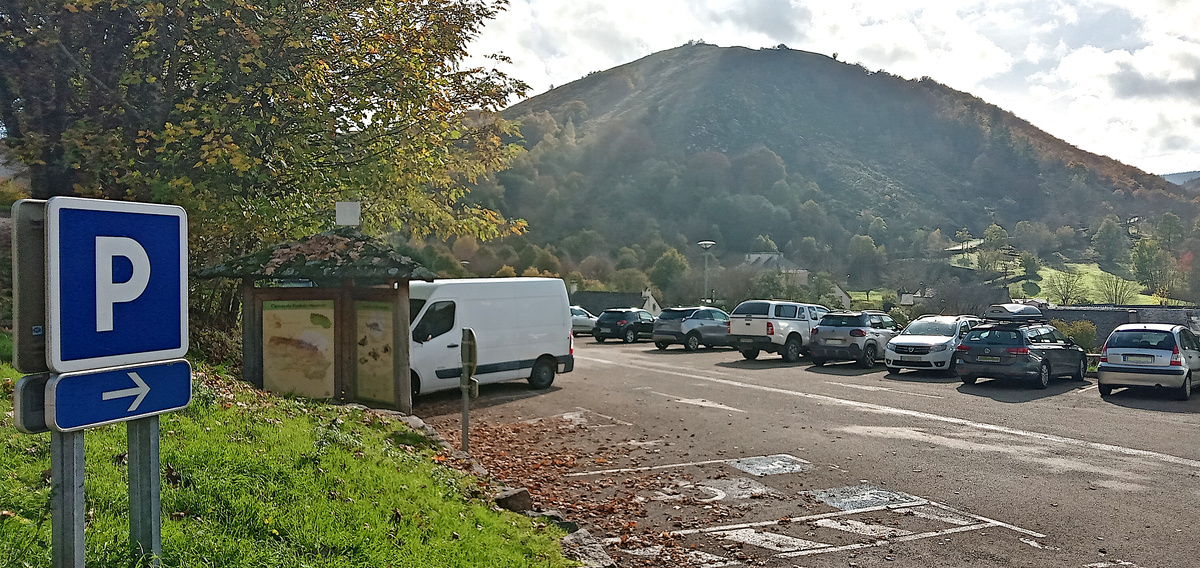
[570,305,598,336]
[727,300,829,361]
[885,315,980,374]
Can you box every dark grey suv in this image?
[955,319,1087,389]
[652,307,730,351]
[594,308,655,343]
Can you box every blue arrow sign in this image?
[45,360,192,432]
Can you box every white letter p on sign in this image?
[95,236,151,332]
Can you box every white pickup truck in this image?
[726,300,830,362]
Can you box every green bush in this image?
[1051,318,1097,352]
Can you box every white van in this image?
[408,278,574,397]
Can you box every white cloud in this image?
[465,0,1200,173]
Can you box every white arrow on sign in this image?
[102,371,150,411]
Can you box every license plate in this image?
[900,356,921,362]
[824,338,844,345]
[1123,354,1154,363]
[600,327,611,333]
[977,356,1001,363]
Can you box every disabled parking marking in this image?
[812,517,913,538]
[650,390,746,412]
[802,484,920,510]
[728,454,812,476]
[715,528,829,552]
[893,504,975,525]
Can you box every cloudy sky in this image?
[466,0,1200,176]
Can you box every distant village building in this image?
[739,251,809,287]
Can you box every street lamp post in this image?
[697,240,715,304]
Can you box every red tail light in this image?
[726,322,731,334]
[766,322,775,335]
[849,329,866,337]
[1006,347,1030,355]
[811,327,819,335]
[569,331,574,355]
[1100,340,1108,363]
[617,320,628,326]
[1171,344,1182,366]
[956,344,970,352]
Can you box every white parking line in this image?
[779,522,994,558]
[715,528,829,551]
[575,355,1200,470]
[826,381,944,399]
[565,457,738,477]
[813,517,913,538]
[1074,384,1100,394]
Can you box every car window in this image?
[964,328,1023,345]
[712,310,729,322]
[819,314,861,327]
[597,311,628,322]
[776,304,798,318]
[1028,328,1048,344]
[869,315,884,328]
[903,320,955,336]
[1050,329,1068,344]
[694,310,713,320]
[641,312,654,322]
[571,308,584,317]
[414,301,455,341]
[1183,330,1200,351]
[732,301,770,316]
[1106,330,1175,350]
[658,309,695,320]
[882,316,896,328]
[808,307,821,320]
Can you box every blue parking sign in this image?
[47,197,188,372]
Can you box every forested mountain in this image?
[469,43,1194,280]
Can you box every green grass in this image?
[0,361,573,568]
[1032,263,1175,305]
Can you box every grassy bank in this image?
[0,362,573,567]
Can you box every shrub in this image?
[1051,318,1097,352]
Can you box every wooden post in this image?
[336,279,355,402]
[393,280,412,414]
[241,280,263,389]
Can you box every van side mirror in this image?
[412,324,427,344]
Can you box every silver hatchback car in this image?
[653,307,730,351]
[809,310,901,368]
[1097,324,1200,400]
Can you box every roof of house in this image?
[739,251,805,272]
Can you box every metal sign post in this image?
[460,328,478,452]
[11,197,190,568]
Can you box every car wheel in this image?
[858,344,877,369]
[594,333,606,343]
[811,358,826,367]
[1035,363,1050,389]
[529,357,555,389]
[740,349,760,360]
[1099,384,1113,396]
[1179,374,1192,401]
[684,333,701,352]
[782,336,802,362]
[410,372,421,400]
[654,341,669,350]
[960,374,978,385]
[886,366,901,375]
[1073,356,1087,380]
[623,327,637,343]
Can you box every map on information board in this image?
[263,300,335,398]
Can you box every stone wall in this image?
[1043,306,1200,345]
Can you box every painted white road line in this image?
[778,522,994,558]
[925,500,1045,538]
[1084,561,1142,567]
[813,517,914,538]
[893,505,975,526]
[715,528,829,552]
[566,457,738,477]
[619,545,740,567]
[574,354,1200,470]
[665,501,929,537]
[827,381,944,399]
[1074,384,1100,394]
[650,390,746,412]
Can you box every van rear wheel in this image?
[410,372,421,400]
[740,349,759,360]
[529,358,555,389]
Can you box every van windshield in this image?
[409,299,426,324]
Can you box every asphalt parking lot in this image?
[417,339,1200,567]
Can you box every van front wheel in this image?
[529,357,555,389]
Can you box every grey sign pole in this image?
[50,430,85,568]
[128,416,162,565]
[460,328,478,452]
